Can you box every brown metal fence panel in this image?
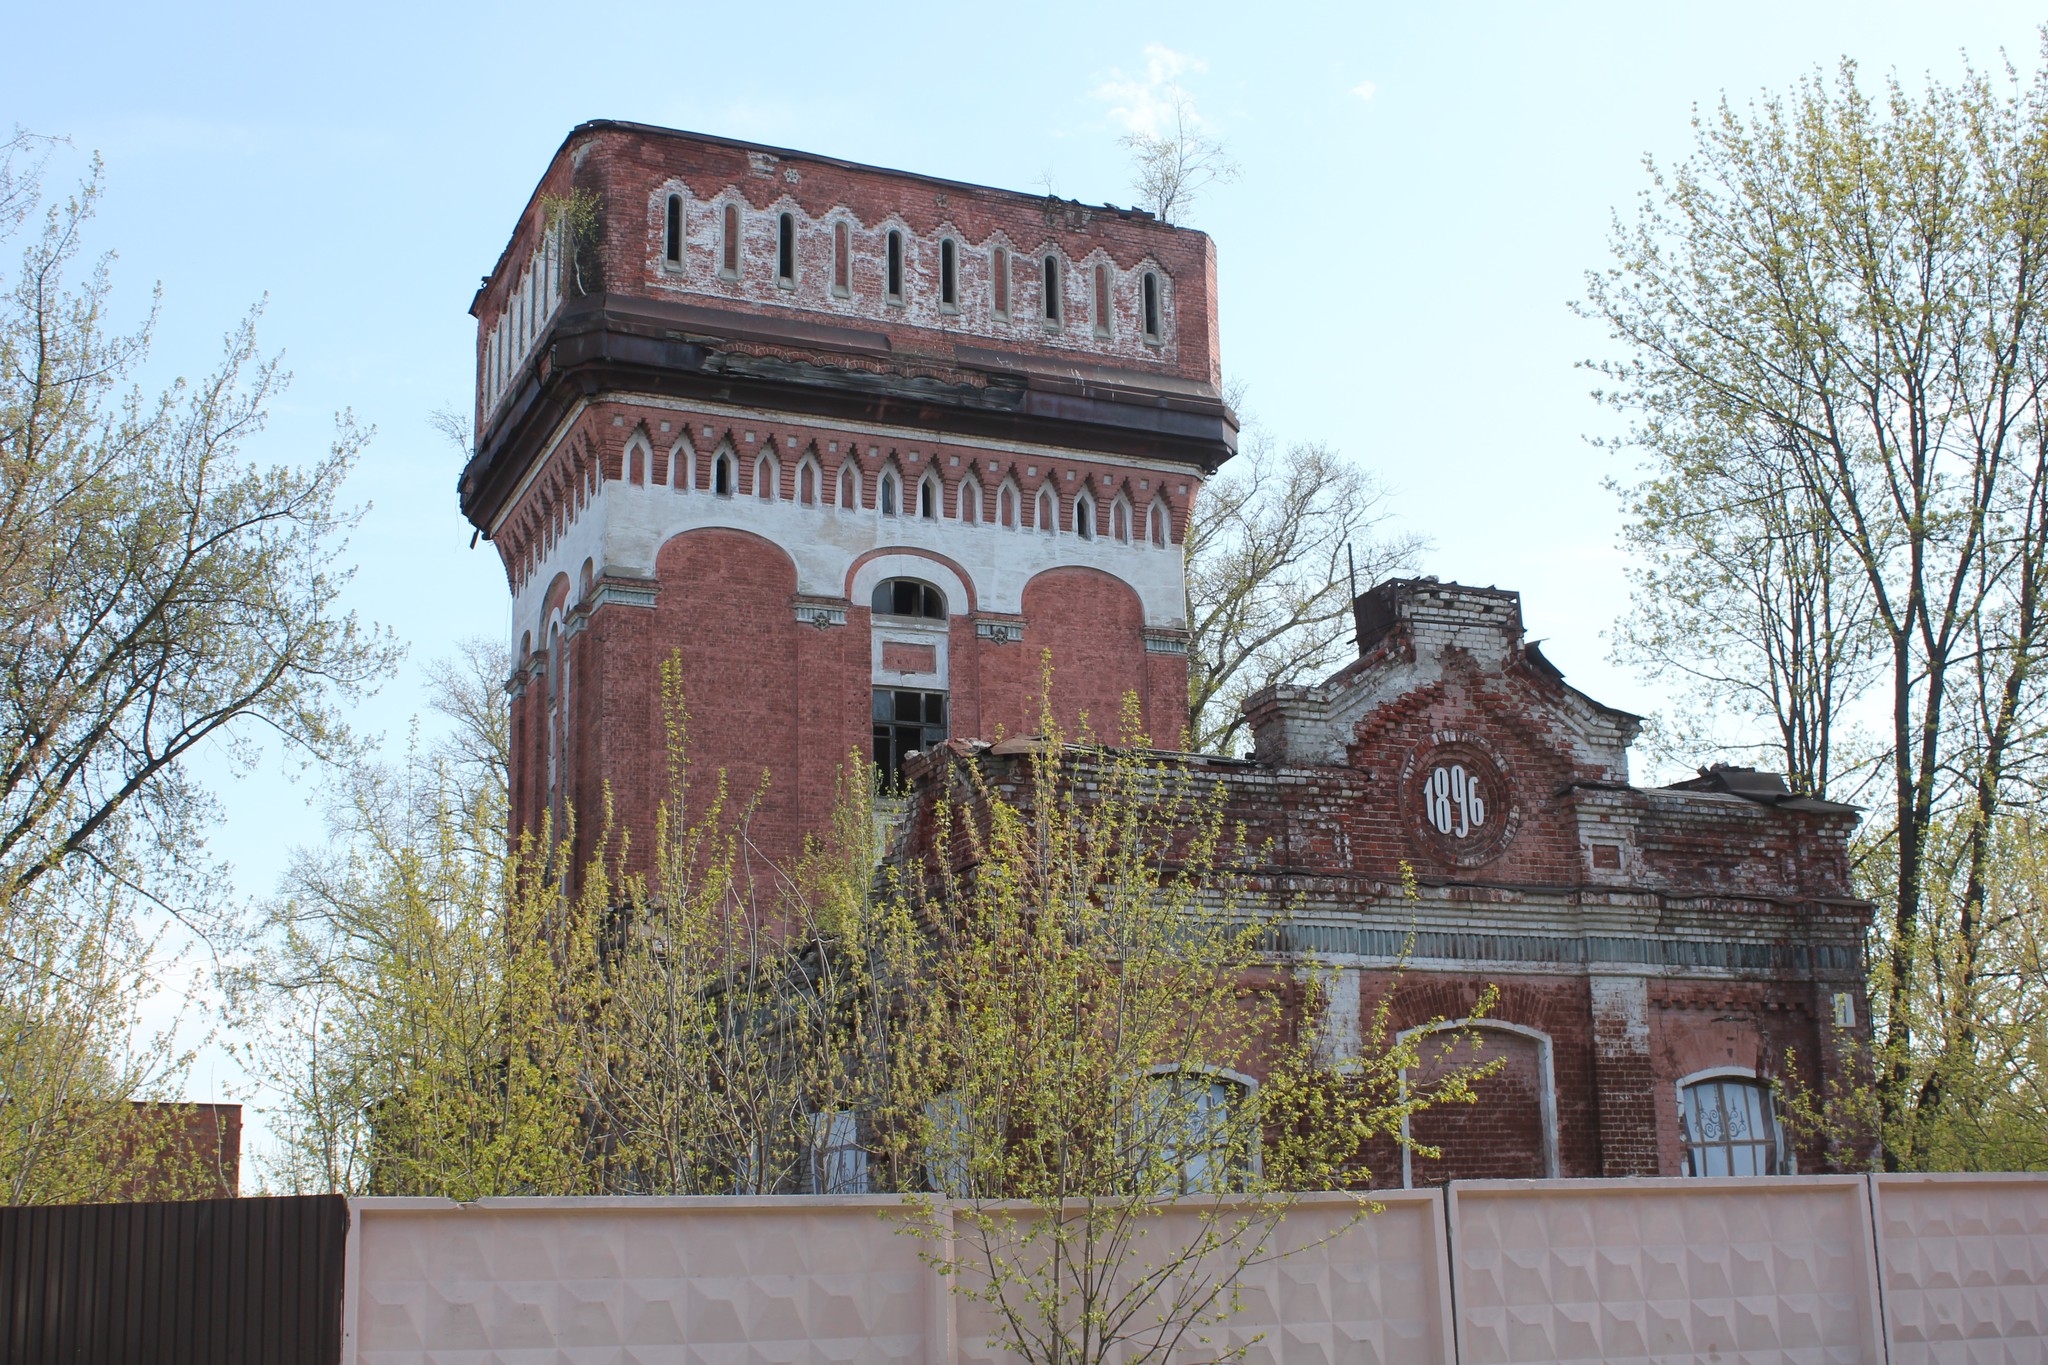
[0,1194,346,1365]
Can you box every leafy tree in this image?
[1585,52,2048,1166]
[0,136,394,922]
[884,698,1494,1365]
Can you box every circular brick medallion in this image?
[1402,733,1520,867]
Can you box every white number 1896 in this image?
[1425,763,1486,839]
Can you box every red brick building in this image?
[461,121,1227,872]
[467,125,1871,1182]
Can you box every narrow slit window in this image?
[960,480,981,523]
[1000,483,1018,528]
[799,461,818,505]
[940,239,958,309]
[1142,272,1161,341]
[992,247,1010,317]
[714,453,734,496]
[839,463,859,508]
[1075,494,1095,540]
[1042,255,1061,322]
[1112,499,1130,542]
[756,455,777,500]
[880,471,899,515]
[833,221,851,296]
[886,230,905,301]
[1037,487,1057,533]
[1149,500,1169,546]
[1093,263,1112,338]
[664,194,683,266]
[776,212,795,286]
[919,476,939,519]
[721,203,741,277]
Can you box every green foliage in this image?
[256,656,1499,1361]
[1585,45,2048,1167]
[881,694,1496,1365]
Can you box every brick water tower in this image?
[459,122,1234,868]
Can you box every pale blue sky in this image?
[10,1,2042,1165]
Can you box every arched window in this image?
[1142,271,1162,342]
[1135,1068,1253,1195]
[663,193,684,267]
[918,474,940,519]
[721,202,741,278]
[833,221,851,296]
[1036,486,1057,534]
[1112,496,1132,543]
[1680,1073,1788,1177]
[626,440,647,486]
[838,463,860,509]
[669,439,695,492]
[776,211,796,287]
[992,246,1010,318]
[871,578,946,619]
[940,238,958,309]
[959,478,982,523]
[1148,498,1169,546]
[755,452,778,500]
[1093,262,1112,338]
[713,451,735,496]
[798,458,819,506]
[886,230,905,302]
[1042,254,1061,323]
[879,468,900,516]
[1074,490,1096,540]
[999,481,1019,528]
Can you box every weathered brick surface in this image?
[897,578,1876,1181]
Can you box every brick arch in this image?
[646,528,804,865]
[1014,567,1152,744]
[844,547,978,616]
[1400,1018,1558,1186]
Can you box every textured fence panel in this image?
[346,1196,938,1365]
[1874,1173,2048,1362]
[0,1194,347,1365]
[1446,1176,1883,1365]
[947,1192,1451,1365]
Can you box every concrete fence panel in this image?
[944,1192,1452,1365]
[346,1196,938,1365]
[1874,1173,2048,1362]
[1446,1176,1884,1365]
[341,1177,2048,1364]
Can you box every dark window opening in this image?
[940,239,958,307]
[714,455,733,496]
[665,194,683,265]
[880,474,898,515]
[1142,272,1161,339]
[874,688,947,783]
[1076,498,1094,539]
[1042,255,1061,321]
[887,231,905,300]
[777,212,795,284]
[919,478,938,518]
[721,203,740,276]
[872,578,946,619]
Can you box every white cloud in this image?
[1095,44,1210,139]
[1351,79,1378,102]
